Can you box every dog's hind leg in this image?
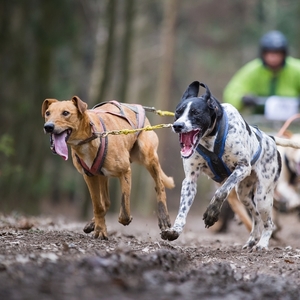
[118,169,133,226]
[145,156,172,231]
[133,131,172,232]
[252,188,275,251]
[235,180,262,249]
[83,175,109,239]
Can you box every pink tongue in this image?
[53,132,68,160]
[180,132,194,157]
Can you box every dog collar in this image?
[77,121,100,146]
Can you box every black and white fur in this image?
[161,81,282,250]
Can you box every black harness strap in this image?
[196,111,231,183]
[196,112,263,183]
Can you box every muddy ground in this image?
[1,211,300,300]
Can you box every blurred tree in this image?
[0,0,300,217]
[0,0,80,213]
[118,0,136,103]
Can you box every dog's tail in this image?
[161,171,175,189]
[274,136,300,149]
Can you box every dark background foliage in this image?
[0,0,299,219]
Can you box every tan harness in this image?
[76,101,145,176]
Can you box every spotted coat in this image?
[161,81,281,251]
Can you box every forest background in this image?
[1,0,299,220]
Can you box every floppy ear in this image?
[72,96,88,114]
[181,81,200,101]
[41,99,58,117]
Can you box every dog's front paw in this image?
[161,228,179,241]
[84,218,108,240]
[203,204,220,228]
[93,224,108,240]
[83,219,95,234]
[93,230,108,240]
[118,215,133,226]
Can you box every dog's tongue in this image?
[180,132,195,157]
[53,132,68,160]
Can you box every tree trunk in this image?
[118,0,135,103]
[92,0,117,105]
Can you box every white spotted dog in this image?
[161,81,283,250]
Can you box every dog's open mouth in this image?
[50,130,71,161]
[179,130,200,158]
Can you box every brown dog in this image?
[41,96,174,239]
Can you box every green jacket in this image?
[223,56,300,110]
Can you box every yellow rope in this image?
[97,123,173,137]
[143,106,175,117]
[92,106,175,137]
[155,110,175,117]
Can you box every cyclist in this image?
[223,30,300,116]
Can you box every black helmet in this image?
[259,30,288,54]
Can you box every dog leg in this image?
[203,165,251,228]
[134,133,172,232]
[161,171,199,241]
[227,189,252,232]
[252,190,275,251]
[118,169,133,226]
[83,175,109,239]
[235,180,261,249]
[145,159,171,231]
[83,176,110,234]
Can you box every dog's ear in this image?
[41,99,58,117]
[72,96,88,114]
[199,82,212,101]
[199,82,222,117]
[181,81,200,101]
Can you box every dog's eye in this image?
[175,107,185,117]
[191,109,200,116]
[62,111,70,116]
[45,111,50,116]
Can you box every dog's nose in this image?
[173,122,185,133]
[44,122,55,133]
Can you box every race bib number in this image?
[264,96,299,121]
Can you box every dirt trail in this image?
[1,212,300,300]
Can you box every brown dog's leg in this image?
[83,175,108,239]
[118,169,133,226]
[145,156,171,231]
[227,189,252,232]
[132,131,172,231]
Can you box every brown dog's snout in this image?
[44,122,55,133]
